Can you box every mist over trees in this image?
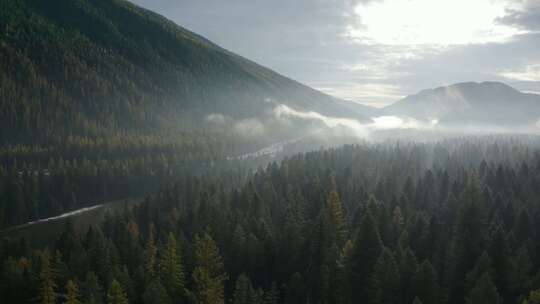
[2,0,540,303]
[3,139,540,303]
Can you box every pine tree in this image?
[391,206,405,243]
[192,233,228,304]
[325,189,347,245]
[39,251,57,304]
[350,211,383,302]
[144,223,157,280]
[464,252,492,294]
[336,240,354,304]
[64,280,81,304]
[81,271,103,304]
[310,189,348,303]
[413,260,439,304]
[447,176,487,304]
[159,233,185,299]
[511,246,533,300]
[399,247,419,304]
[113,266,134,301]
[282,190,307,275]
[369,248,399,304]
[107,279,128,304]
[465,273,501,304]
[142,279,171,304]
[233,273,256,304]
[488,226,511,300]
[54,250,69,291]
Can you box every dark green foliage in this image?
[465,273,502,304]
[192,233,228,304]
[0,0,353,230]
[39,250,57,304]
[413,261,439,304]
[142,279,171,304]
[159,233,185,299]
[81,272,103,304]
[350,210,383,301]
[285,272,305,304]
[64,280,81,304]
[107,279,128,304]
[522,289,540,304]
[399,247,419,304]
[233,273,262,304]
[413,297,424,304]
[464,252,493,293]
[3,139,540,303]
[0,0,348,144]
[369,248,400,304]
[263,283,280,304]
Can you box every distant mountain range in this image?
[382,82,540,127]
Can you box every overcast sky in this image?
[130,0,540,107]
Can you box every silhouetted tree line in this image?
[3,139,540,303]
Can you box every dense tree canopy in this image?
[3,138,540,303]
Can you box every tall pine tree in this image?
[192,233,228,304]
[159,233,185,299]
[64,280,81,304]
[107,279,129,304]
[39,251,57,304]
[350,211,383,302]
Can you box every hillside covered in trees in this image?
[3,138,540,304]
[3,1,540,304]
[0,0,370,227]
[0,0,368,145]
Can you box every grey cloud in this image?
[498,0,540,31]
[392,33,540,95]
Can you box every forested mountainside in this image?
[0,0,372,227]
[3,138,540,304]
[0,0,366,145]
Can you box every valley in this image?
[1,0,540,303]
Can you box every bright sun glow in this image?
[498,63,540,82]
[349,0,525,45]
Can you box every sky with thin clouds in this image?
[130,0,540,107]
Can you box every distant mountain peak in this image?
[383,81,540,126]
[425,81,518,94]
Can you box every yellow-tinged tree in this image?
[192,233,228,304]
[159,233,185,299]
[39,251,57,304]
[64,280,81,304]
[107,279,129,304]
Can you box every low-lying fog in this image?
[207,103,540,141]
[206,102,540,160]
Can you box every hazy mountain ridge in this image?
[382,82,540,126]
[0,0,369,144]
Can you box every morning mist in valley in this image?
[1,1,540,303]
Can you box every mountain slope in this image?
[0,0,368,144]
[383,82,540,126]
